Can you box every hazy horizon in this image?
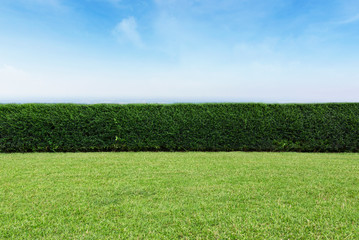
[0,97,357,104]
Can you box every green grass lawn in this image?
[0,152,358,239]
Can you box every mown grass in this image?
[0,152,358,239]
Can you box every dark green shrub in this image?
[0,103,358,152]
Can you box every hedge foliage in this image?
[0,103,358,152]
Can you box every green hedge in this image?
[0,103,358,152]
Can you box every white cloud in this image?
[0,65,35,98]
[338,14,359,24]
[0,64,26,78]
[113,17,144,47]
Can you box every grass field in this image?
[0,152,358,239]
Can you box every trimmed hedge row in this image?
[0,103,358,152]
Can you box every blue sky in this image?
[1,0,359,103]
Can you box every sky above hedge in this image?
[1,0,359,103]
